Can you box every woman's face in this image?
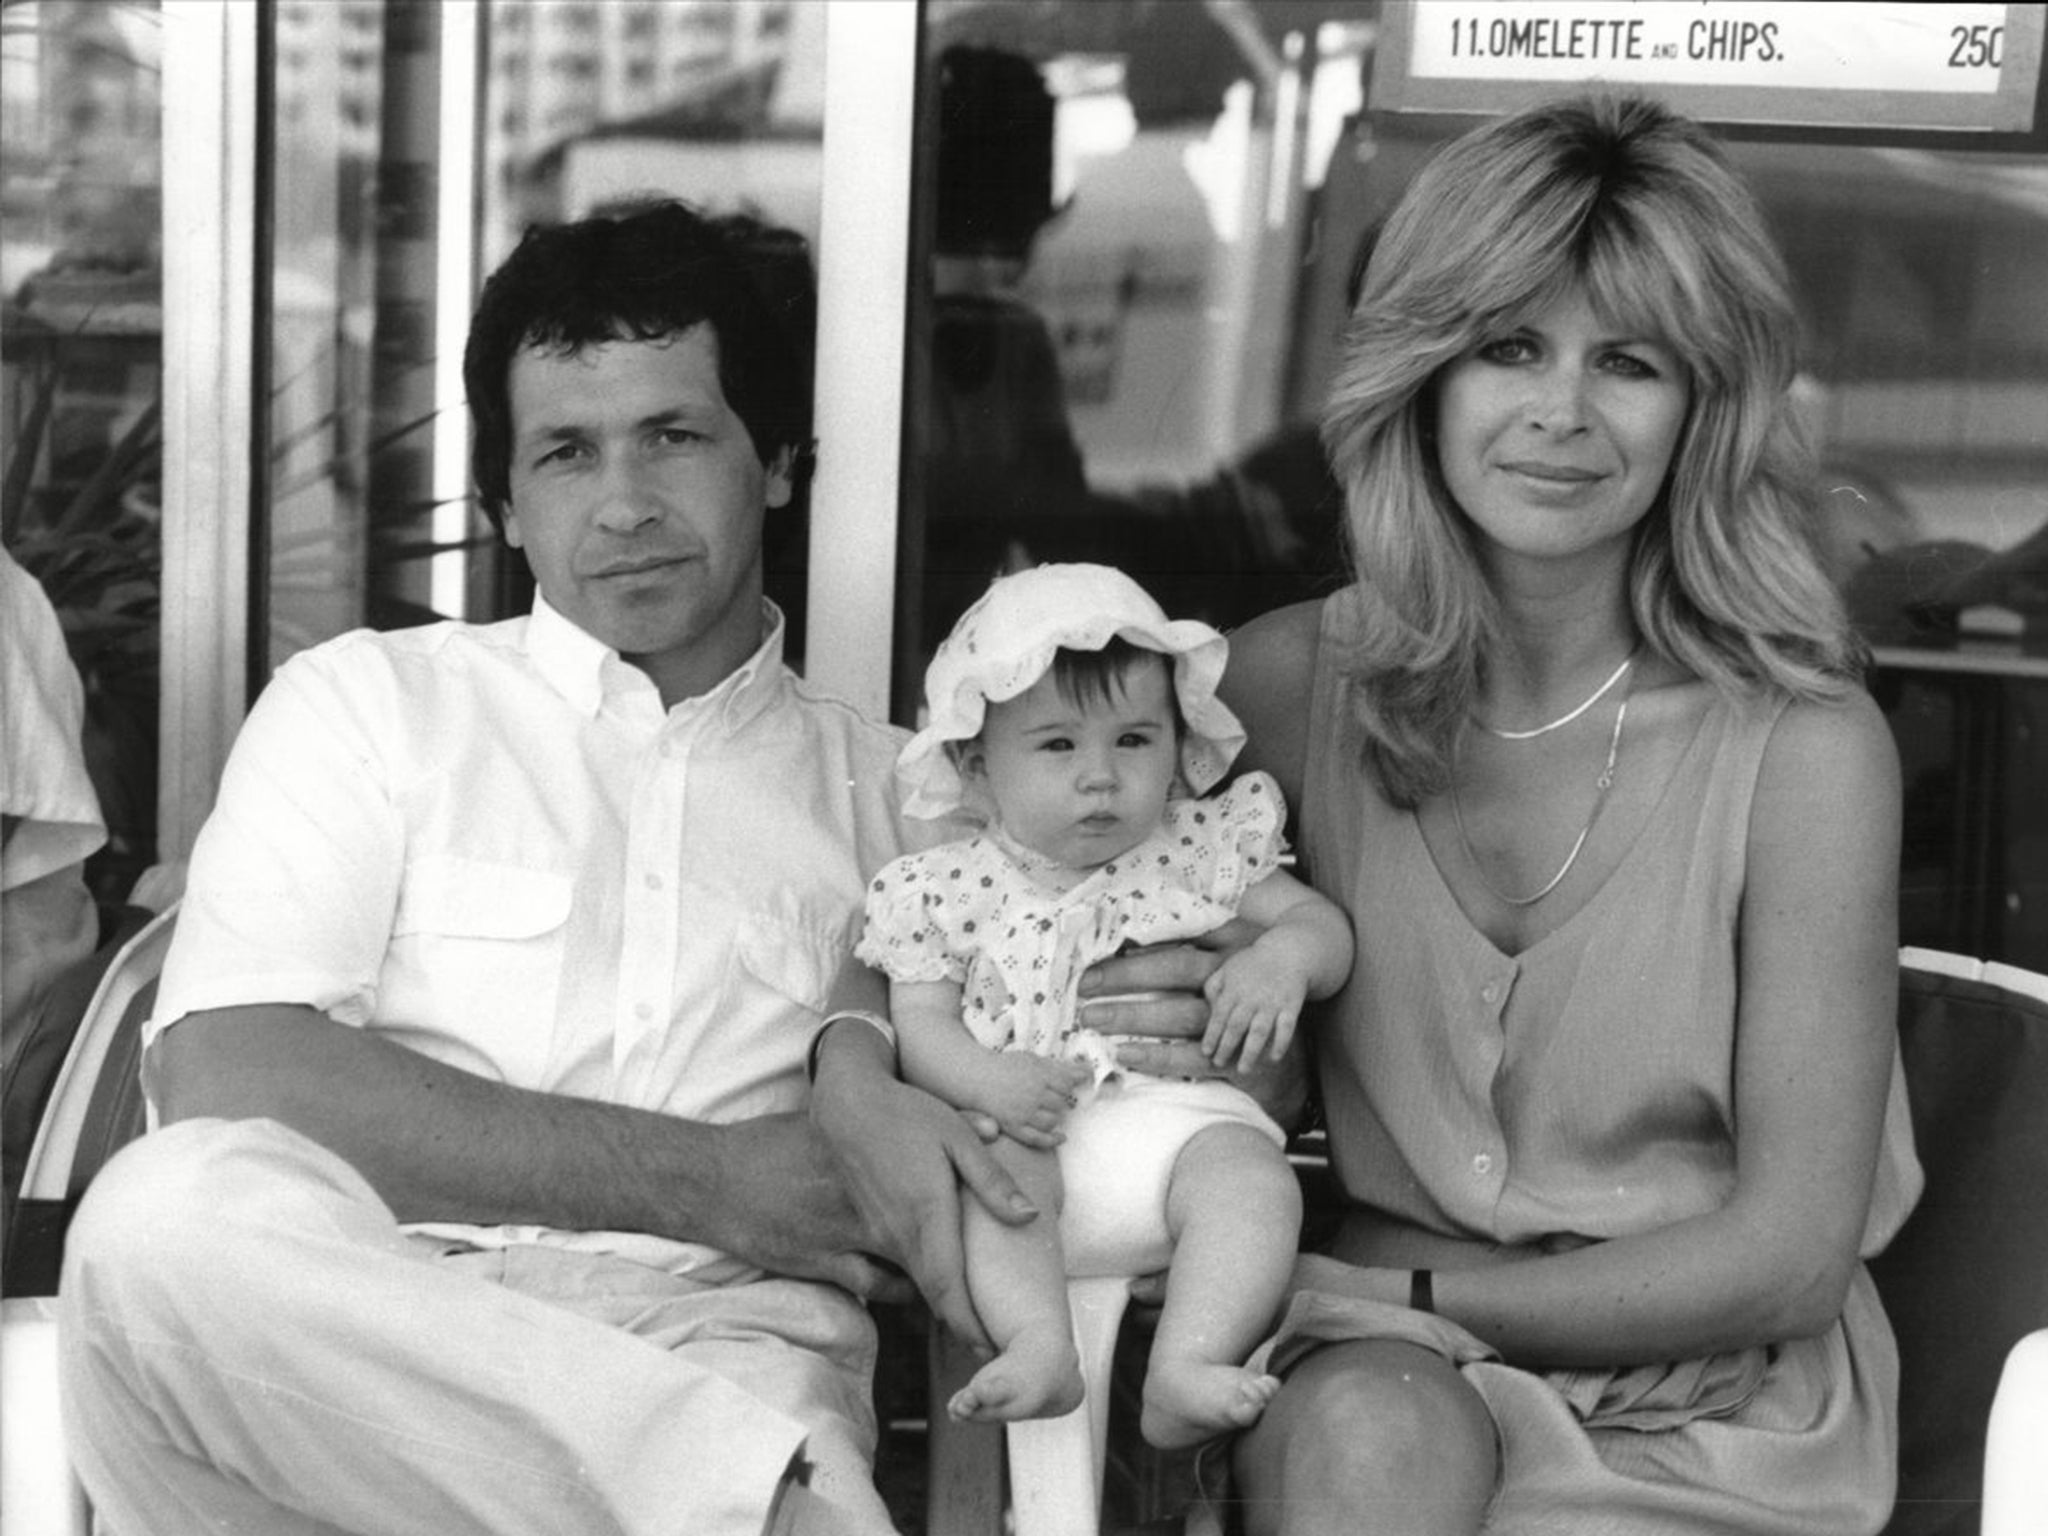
[1432,286,1690,573]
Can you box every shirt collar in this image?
[525,593,788,731]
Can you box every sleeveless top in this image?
[1298,590,1922,1253]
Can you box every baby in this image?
[857,564,1353,1448]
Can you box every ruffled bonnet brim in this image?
[898,563,1246,820]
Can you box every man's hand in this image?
[811,1021,1035,1350]
[706,1113,914,1303]
[969,1052,1091,1149]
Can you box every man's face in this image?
[503,325,792,704]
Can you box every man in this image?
[56,201,1018,1536]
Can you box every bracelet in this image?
[805,1009,899,1082]
[1409,1268,1435,1314]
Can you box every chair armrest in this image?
[0,1296,91,1536]
[1984,1329,2048,1536]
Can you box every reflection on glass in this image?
[265,1,828,669]
[267,0,496,668]
[1,0,164,901]
[903,0,1374,707]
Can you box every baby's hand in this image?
[974,1052,1092,1149]
[1200,947,1308,1068]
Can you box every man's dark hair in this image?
[463,200,815,529]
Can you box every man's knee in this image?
[64,1118,375,1309]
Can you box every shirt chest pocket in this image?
[390,856,574,1082]
[669,903,853,1120]
[734,912,844,1018]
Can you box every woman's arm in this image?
[1294,694,1903,1368]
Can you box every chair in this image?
[1,903,176,1536]
[1874,949,2048,1536]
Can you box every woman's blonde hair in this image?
[1323,94,1861,806]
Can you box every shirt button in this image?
[1472,1152,1494,1175]
[644,872,664,891]
[1480,982,1502,1006]
[634,1001,654,1022]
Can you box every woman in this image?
[1214,96,1917,1534]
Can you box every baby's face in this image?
[964,659,1179,871]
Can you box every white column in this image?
[803,0,919,720]
[158,0,259,861]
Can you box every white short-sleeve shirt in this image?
[152,597,924,1275]
[1,546,106,889]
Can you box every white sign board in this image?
[1375,2,2046,133]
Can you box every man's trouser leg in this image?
[57,1117,810,1536]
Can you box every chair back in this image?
[1872,950,2048,1536]
[2,905,175,1298]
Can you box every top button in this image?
[644,872,664,892]
[1481,981,1502,1006]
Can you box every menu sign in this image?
[1374,2,2047,133]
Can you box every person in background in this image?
[1214,95,1915,1535]
[918,44,1091,662]
[1,541,106,1068]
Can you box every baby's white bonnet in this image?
[897,563,1247,820]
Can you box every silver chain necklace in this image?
[1451,685,1630,908]
[1477,652,1635,740]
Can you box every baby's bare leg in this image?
[948,1137,1084,1424]
[1142,1124,1303,1449]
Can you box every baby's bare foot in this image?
[1140,1359,1280,1449]
[947,1327,1083,1424]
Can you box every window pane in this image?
[902,1,1373,703]
[267,0,498,670]
[2,0,164,903]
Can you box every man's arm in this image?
[152,1004,900,1298]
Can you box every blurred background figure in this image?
[917,43,1090,661]
[2,541,107,1069]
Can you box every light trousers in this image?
[57,1117,898,1536]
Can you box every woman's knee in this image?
[1234,1340,1497,1535]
